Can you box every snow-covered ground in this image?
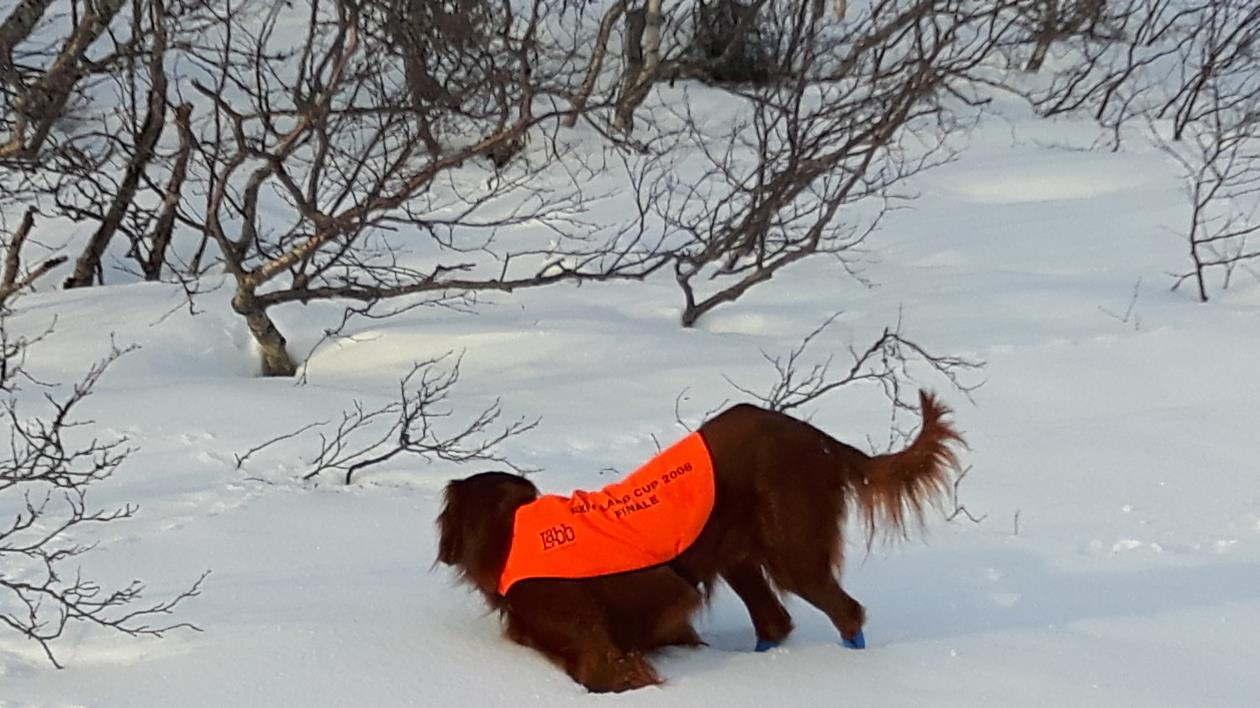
[4,95,1260,706]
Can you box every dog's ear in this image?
[436,479,465,566]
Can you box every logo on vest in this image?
[539,523,576,551]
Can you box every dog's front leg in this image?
[504,596,663,693]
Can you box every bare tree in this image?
[1013,1,1260,145]
[1157,90,1260,302]
[383,0,527,160]
[186,0,674,376]
[60,0,174,288]
[1154,1,1260,142]
[1002,0,1169,144]
[0,318,207,668]
[0,0,130,159]
[997,1,1260,298]
[681,0,773,84]
[0,1,57,89]
[613,0,665,132]
[628,1,1001,327]
[1014,0,1109,73]
[0,1,220,290]
[565,0,780,136]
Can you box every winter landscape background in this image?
[2,1,1258,706]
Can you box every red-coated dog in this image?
[436,391,963,692]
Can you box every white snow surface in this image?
[3,106,1260,707]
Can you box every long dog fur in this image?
[436,390,963,692]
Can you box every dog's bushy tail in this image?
[851,390,963,547]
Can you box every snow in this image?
[4,97,1260,708]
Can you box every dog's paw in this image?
[616,653,663,691]
[841,630,866,650]
[578,651,662,693]
[754,639,780,652]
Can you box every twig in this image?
[1,208,67,308]
[945,465,987,524]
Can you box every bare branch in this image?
[1,208,66,308]
[945,465,987,524]
[237,353,535,484]
[723,313,984,420]
[0,319,207,667]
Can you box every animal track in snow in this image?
[979,567,1020,607]
[179,431,216,445]
[1211,539,1238,553]
[990,592,1022,608]
[1112,539,1144,552]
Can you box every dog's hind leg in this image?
[723,561,793,651]
[762,537,866,649]
[776,569,866,649]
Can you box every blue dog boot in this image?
[841,631,866,650]
[754,639,780,652]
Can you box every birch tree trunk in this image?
[612,0,662,134]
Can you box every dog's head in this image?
[436,471,539,596]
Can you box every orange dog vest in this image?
[498,432,715,595]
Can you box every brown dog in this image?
[436,390,963,692]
